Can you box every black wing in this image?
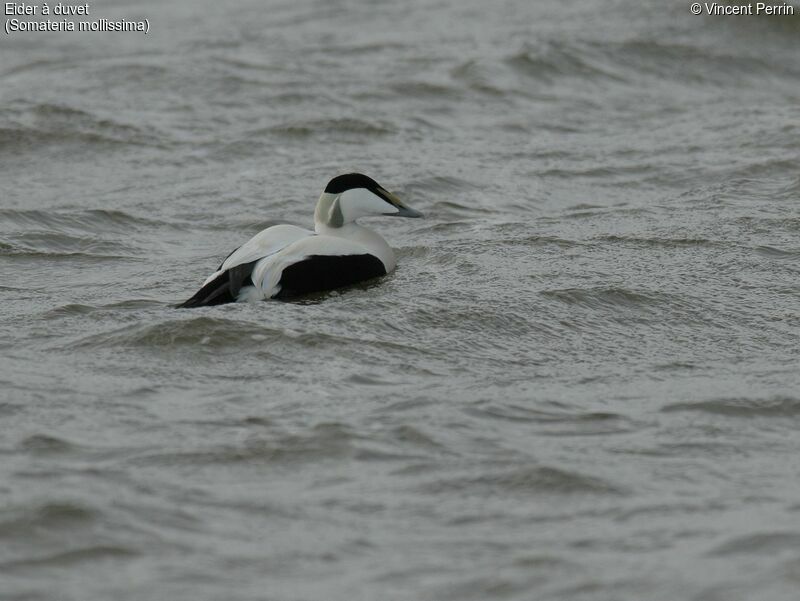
[177,260,258,308]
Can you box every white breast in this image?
[315,223,396,272]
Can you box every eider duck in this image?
[178,173,423,308]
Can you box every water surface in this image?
[2,1,800,600]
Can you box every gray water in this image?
[2,1,800,599]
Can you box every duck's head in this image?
[315,173,423,228]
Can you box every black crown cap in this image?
[324,173,380,195]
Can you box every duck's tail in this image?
[176,261,258,308]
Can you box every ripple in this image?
[18,434,79,455]
[590,38,800,88]
[662,396,800,417]
[464,401,637,437]
[389,81,460,99]
[2,2,800,598]
[2,545,138,569]
[709,532,800,556]
[5,231,137,256]
[406,175,478,196]
[0,102,162,150]
[325,41,409,56]
[128,423,358,467]
[39,304,98,319]
[39,300,162,321]
[390,425,446,451]
[428,200,493,218]
[422,466,624,497]
[211,55,290,73]
[0,208,172,235]
[69,316,286,351]
[450,59,507,96]
[511,235,583,249]
[0,502,99,538]
[755,245,800,258]
[261,118,394,139]
[505,40,626,84]
[2,57,74,77]
[595,235,722,249]
[0,402,23,417]
[0,247,134,262]
[540,286,674,312]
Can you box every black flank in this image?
[276,254,386,299]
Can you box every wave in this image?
[0,102,164,151]
[540,286,679,312]
[127,422,358,467]
[1,545,139,569]
[709,532,800,556]
[595,235,723,249]
[662,396,800,417]
[0,501,98,537]
[69,316,283,350]
[421,465,625,496]
[465,400,623,424]
[260,118,394,139]
[3,231,137,256]
[505,40,626,84]
[18,434,80,454]
[388,81,460,99]
[754,245,800,258]
[39,300,162,321]
[450,59,508,96]
[599,38,800,87]
[0,208,168,234]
